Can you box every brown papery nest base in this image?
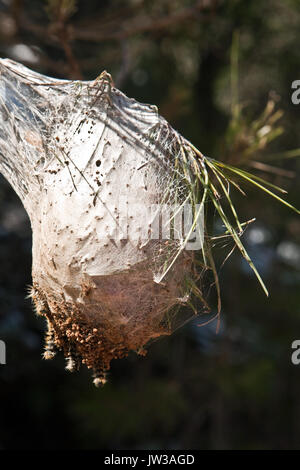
[29,255,193,386]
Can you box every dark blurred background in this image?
[0,0,300,450]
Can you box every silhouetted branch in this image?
[19,0,218,47]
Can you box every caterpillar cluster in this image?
[27,285,108,387]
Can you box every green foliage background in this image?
[0,0,299,450]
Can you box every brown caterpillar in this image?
[27,285,57,360]
[92,364,107,388]
[65,344,81,372]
